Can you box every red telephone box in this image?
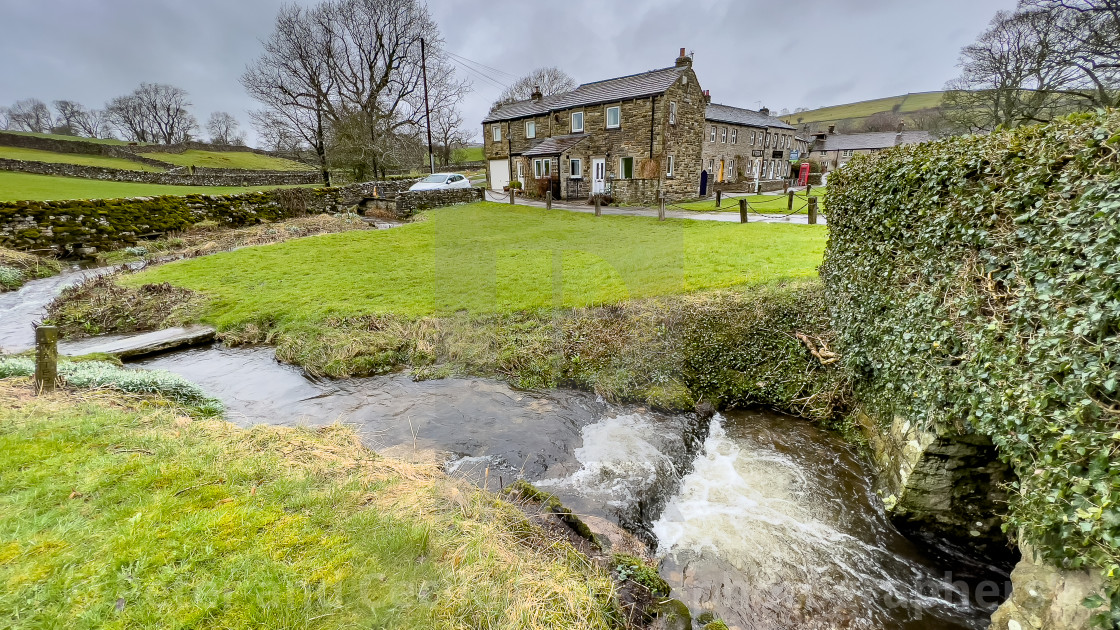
[797,162,811,187]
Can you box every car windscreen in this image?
[421,174,447,183]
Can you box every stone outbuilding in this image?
[810,125,932,171]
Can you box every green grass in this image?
[675,188,827,213]
[0,171,311,202]
[125,202,826,328]
[451,146,484,162]
[0,146,164,172]
[0,381,618,629]
[781,91,946,126]
[143,150,313,172]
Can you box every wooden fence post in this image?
[594,195,601,217]
[806,184,813,198]
[808,197,818,225]
[715,190,722,208]
[787,190,795,213]
[545,190,552,211]
[658,193,666,222]
[739,199,748,224]
[509,188,515,205]
[35,326,58,394]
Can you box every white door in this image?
[489,159,510,191]
[591,158,606,194]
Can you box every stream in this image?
[1,268,1001,629]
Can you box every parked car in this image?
[409,173,472,191]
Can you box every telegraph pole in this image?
[420,38,435,174]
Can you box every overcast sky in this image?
[1,0,1016,146]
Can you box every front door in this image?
[591,158,606,194]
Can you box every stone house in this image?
[482,49,706,204]
[810,125,932,171]
[701,102,797,185]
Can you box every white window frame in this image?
[606,106,621,129]
[669,102,677,125]
[619,156,634,179]
[516,161,524,182]
[710,125,717,142]
[492,124,501,142]
[525,120,536,139]
[534,158,551,179]
[666,155,674,178]
[728,159,735,179]
[721,127,727,143]
[569,158,582,179]
[731,129,738,144]
[842,149,855,158]
[708,159,715,173]
[571,111,584,133]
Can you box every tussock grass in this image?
[0,247,63,292]
[0,380,620,629]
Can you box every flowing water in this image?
[0,273,1000,629]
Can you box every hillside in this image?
[141,149,313,171]
[781,91,945,131]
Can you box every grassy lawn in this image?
[143,150,312,172]
[125,202,825,327]
[0,146,164,172]
[0,381,617,629]
[451,146,484,162]
[0,171,311,202]
[674,187,827,213]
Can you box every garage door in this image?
[489,159,510,191]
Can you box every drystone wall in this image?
[0,158,320,186]
[611,178,662,206]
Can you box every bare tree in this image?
[105,83,198,144]
[7,99,54,133]
[494,66,575,106]
[206,111,247,145]
[0,107,9,131]
[243,3,337,184]
[862,111,905,132]
[106,94,152,142]
[76,108,114,139]
[1020,0,1120,107]
[51,100,87,136]
[430,106,467,166]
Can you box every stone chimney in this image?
[759,106,770,117]
[828,125,836,135]
[675,47,692,67]
[703,90,711,104]
[531,85,542,101]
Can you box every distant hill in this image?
[781,91,946,133]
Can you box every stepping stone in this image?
[60,326,216,361]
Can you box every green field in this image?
[782,91,946,126]
[452,146,484,162]
[0,146,164,172]
[0,130,140,146]
[0,171,309,202]
[0,381,616,630]
[141,149,312,172]
[128,202,826,326]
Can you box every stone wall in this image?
[0,131,169,168]
[394,187,483,217]
[0,179,421,255]
[611,178,662,206]
[0,158,321,187]
[989,539,1108,630]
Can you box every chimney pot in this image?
[828,125,836,135]
[760,106,770,117]
[675,47,692,67]
[531,85,542,101]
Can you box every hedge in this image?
[821,111,1120,623]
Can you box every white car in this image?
[409,173,472,191]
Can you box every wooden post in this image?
[787,190,795,213]
[545,190,552,211]
[715,189,722,208]
[808,197,818,225]
[35,326,58,394]
[739,199,748,224]
[594,195,601,217]
[806,184,813,198]
[509,187,515,205]
[658,193,666,221]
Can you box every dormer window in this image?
[571,111,584,133]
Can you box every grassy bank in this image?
[0,171,312,202]
[122,203,826,323]
[0,247,62,292]
[0,146,165,172]
[0,379,620,629]
[142,150,312,171]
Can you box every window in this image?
[669,102,677,125]
[707,159,715,173]
[751,131,757,145]
[728,159,735,179]
[721,127,727,143]
[571,111,584,133]
[525,121,536,139]
[606,106,621,129]
[666,155,674,178]
[710,125,717,142]
[516,161,524,181]
[765,132,771,147]
[491,124,501,142]
[569,158,582,179]
[731,129,738,144]
[619,157,634,179]
[534,158,551,178]
[842,149,854,158]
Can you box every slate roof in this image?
[815,131,932,151]
[483,66,688,123]
[521,134,589,156]
[705,103,794,130]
